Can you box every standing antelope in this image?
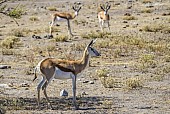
[98,2,111,32]
[33,39,100,110]
[49,3,81,37]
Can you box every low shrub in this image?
[1,36,20,49]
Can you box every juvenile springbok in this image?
[49,3,81,37]
[98,2,111,32]
[33,39,100,110]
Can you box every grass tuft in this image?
[1,36,21,49]
[142,24,170,33]
[141,8,153,13]
[142,0,152,3]
[54,35,68,42]
[47,7,57,11]
[96,69,115,88]
[29,16,39,21]
[81,31,111,39]
[123,16,137,20]
[125,77,143,89]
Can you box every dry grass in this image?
[123,16,137,20]
[142,24,170,33]
[29,16,39,21]
[2,49,15,55]
[101,99,113,109]
[96,69,117,88]
[125,77,143,89]
[1,36,21,49]
[1,0,170,113]
[45,26,60,33]
[164,55,170,62]
[54,35,68,42]
[81,31,111,39]
[139,54,157,69]
[47,6,58,11]
[141,8,153,13]
[142,0,153,3]
[10,29,24,37]
[9,28,32,37]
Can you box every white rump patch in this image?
[35,59,45,74]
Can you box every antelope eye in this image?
[90,48,94,51]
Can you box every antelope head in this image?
[87,39,100,57]
[72,2,82,16]
[100,2,111,15]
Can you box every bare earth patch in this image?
[0,0,170,114]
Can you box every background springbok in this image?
[33,39,100,110]
[98,2,111,32]
[49,3,81,38]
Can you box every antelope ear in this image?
[79,7,81,11]
[100,6,104,10]
[93,39,97,44]
[107,5,111,10]
[88,40,94,47]
[72,6,75,10]
[88,39,97,47]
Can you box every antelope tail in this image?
[33,66,37,81]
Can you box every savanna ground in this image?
[0,0,170,113]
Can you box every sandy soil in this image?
[0,0,170,114]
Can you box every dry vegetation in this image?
[0,0,170,114]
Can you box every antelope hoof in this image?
[49,106,54,110]
[70,33,74,37]
[47,103,54,110]
[73,105,79,110]
[44,35,53,39]
[37,105,41,110]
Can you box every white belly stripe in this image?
[54,67,73,80]
[56,16,66,21]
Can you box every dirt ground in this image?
[0,0,170,114]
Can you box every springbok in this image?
[33,39,100,110]
[49,3,81,38]
[98,2,111,32]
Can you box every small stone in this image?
[32,34,36,38]
[124,65,127,68]
[123,21,128,23]
[0,65,11,69]
[35,36,42,39]
[20,83,30,87]
[0,84,10,88]
[60,89,68,97]
[83,80,89,83]
[81,91,88,96]
[32,35,41,39]
[89,81,94,84]
[44,35,53,39]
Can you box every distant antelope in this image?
[49,3,81,37]
[33,39,100,110]
[98,2,111,32]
